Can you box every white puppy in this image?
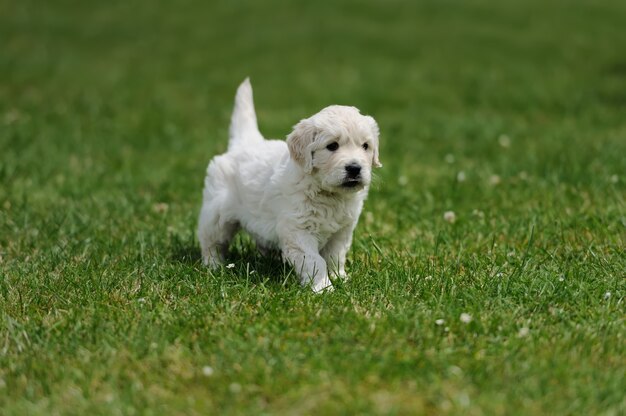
[197,79,381,292]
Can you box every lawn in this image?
[1,0,625,414]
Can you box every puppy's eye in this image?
[362,143,369,150]
[326,142,339,151]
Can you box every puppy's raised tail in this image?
[228,78,264,150]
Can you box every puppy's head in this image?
[287,105,381,193]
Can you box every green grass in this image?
[1,0,625,414]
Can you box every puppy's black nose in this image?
[345,163,362,178]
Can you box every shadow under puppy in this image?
[198,78,381,292]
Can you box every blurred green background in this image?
[2,0,625,213]
[1,0,625,414]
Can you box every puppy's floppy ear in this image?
[287,118,317,173]
[365,115,382,168]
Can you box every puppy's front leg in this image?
[321,226,354,280]
[279,230,332,293]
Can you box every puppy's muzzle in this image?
[342,163,363,188]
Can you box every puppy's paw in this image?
[202,254,223,270]
[329,270,349,281]
[311,278,334,294]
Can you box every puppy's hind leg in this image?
[197,203,238,269]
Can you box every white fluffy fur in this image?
[197,78,381,292]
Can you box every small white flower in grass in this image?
[398,175,408,186]
[152,202,169,214]
[489,175,501,186]
[229,383,242,393]
[444,154,455,164]
[226,263,235,269]
[558,275,565,282]
[604,292,611,300]
[435,319,445,326]
[202,366,214,377]
[138,298,146,304]
[498,134,512,148]
[517,327,530,338]
[443,211,456,224]
[460,313,472,324]
[456,171,466,182]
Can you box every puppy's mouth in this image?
[341,179,363,189]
